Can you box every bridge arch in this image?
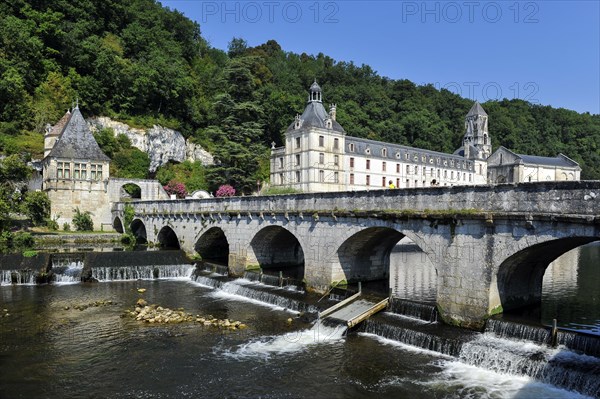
[130,219,147,244]
[113,216,124,234]
[337,227,404,283]
[495,236,600,312]
[157,226,180,250]
[247,226,304,280]
[195,227,229,265]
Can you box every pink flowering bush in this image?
[216,184,235,197]
[163,180,187,198]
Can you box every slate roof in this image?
[518,153,578,168]
[47,110,71,137]
[466,102,488,117]
[47,107,110,162]
[286,100,346,133]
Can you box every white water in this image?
[230,322,346,359]
[434,361,595,399]
[53,260,84,284]
[0,269,36,285]
[92,264,195,281]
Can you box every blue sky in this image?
[162,1,600,114]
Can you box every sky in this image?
[161,0,600,114]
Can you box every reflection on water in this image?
[389,237,437,303]
[542,242,600,334]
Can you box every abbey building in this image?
[270,82,580,191]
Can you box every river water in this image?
[0,243,598,399]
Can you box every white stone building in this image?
[270,82,581,192]
[270,82,490,191]
[487,146,581,183]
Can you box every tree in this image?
[22,191,50,226]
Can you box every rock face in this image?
[88,117,214,172]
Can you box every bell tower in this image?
[463,102,491,160]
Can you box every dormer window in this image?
[349,143,355,152]
[365,147,371,155]
[326,118,333,129]
[382,148,387,157]
[294,114,302,129]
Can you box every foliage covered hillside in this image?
[1,0,599,195]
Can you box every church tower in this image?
[462,102,491,160]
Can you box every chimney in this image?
[329,104,337,121]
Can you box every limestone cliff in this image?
[87,117,214,172]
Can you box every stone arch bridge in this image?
[112,181,600,329]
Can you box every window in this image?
[74,163,81,179]
[319,135,324,147]
[405,153,409,160]
[366,175,371,186]
[295,171,301,183]
[278,157,283,169]
[295,137,300,149]
[415,166,419,175]
[406,179,410,187]
[396,178,400,188]
[319,170,324,182]
[334,155,339,166]
[279,173,284,184]
[366,159,371,170]
[430,167,434,176]
[444,170,448,178]
[81,165,86,180]
[295,154,301,166]
[333,138,339,149]
[349,143,355,152]
[334,172,339,183]
[469,174,472,182]
[382,162,386,172]
[382,148,387,157]
[479,164,483,174]
[382,177,386,187]
[350,157,355,168]
[350,173,355,185]
[57,162,67,178]
[396,164,400,173]
[451,171,454,179]
[406,165,410,174]
[319,153,324,164]
[90,164,101,180]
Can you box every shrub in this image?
[63,222,70,231]
[215,184,235,197]
[45,218,59,231]
[163,180,187,198]
[72,208,93,231]
[13,232,34,249]
[23,250,38,257]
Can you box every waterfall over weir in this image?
[359,306,600,398]
[92,264,195,281]
[0,269,36,285]
[192,272,317,313]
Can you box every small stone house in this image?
[42,106,112,230]
[487,146,581,183]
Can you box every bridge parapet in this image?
[114,181,600,216]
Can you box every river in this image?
[0,242,598,399]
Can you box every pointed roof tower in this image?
[467,101,488,117]
[287,81,345,133]
[47,105,110,162]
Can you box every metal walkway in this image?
[321,288,389,328]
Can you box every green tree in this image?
[22,191,50,226]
